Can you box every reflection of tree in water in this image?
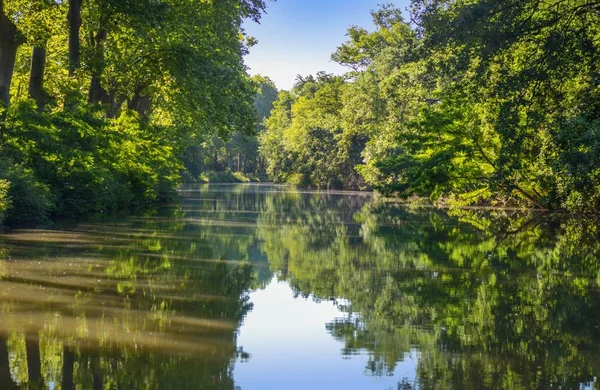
[259,195,600,389]
[0,185,273,389]
[2,184,600,389]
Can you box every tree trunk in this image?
[0,1,22,108]
[135,96,151,116]
[106,92,125,119]
[67,0,83,76]
[25,334,42,386]
[140,96,152,116]
[29,46,47,112]
[237,153,242,172]
[89,75,108,104]
[212,150,218,170]
[127,87,152,116]
[89,29,108,105]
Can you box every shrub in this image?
[0,180,10,226]
[0,165,53,226]
[287,173,310,187]
[199,170,259,183]
[0,103,183,226]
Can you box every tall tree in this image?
[28,46,46,111]
[67,0,82,76]
[0,0,24,108]
[23,0,60,111]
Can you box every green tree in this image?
[0,0,271,226]
[258,1,600,212]
[181,75,278,182]
[260,73,366,189]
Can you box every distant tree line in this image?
[182,75,278,183]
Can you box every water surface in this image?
[0,184,599,389]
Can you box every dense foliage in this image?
[260,1,600,212]
[182,75,278,183]
[0,0,268,226]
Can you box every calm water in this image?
[0,184,599,389]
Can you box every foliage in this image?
[259,1,600,212]
[181,75,278,183]
[259,73,366,189]
[0,163,53,226]
[0,0,270,226]
[0,180,10,226]
[199,169,261,183]
[0,101,183,224]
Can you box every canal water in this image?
[0,184,598,389]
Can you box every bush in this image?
[0,180,10,226]
[0,102,183,226]
[199,170,259,183]
[0,165,53,226]
[287,173,310,187]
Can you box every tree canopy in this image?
[0,0,270,226]
[259,0,600,213]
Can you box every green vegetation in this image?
[198,169,261,183]
[5,0,599,225]
[259,1,600,213]
[183,75,279,184]
[0,0,269,226]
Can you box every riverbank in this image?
[195,170,263,184]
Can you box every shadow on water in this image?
[0,184,600,389]
[0,185,270,390]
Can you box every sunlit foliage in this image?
[260,1,600,212]
[0,0,269,226]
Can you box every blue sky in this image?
[243,0,411,90]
